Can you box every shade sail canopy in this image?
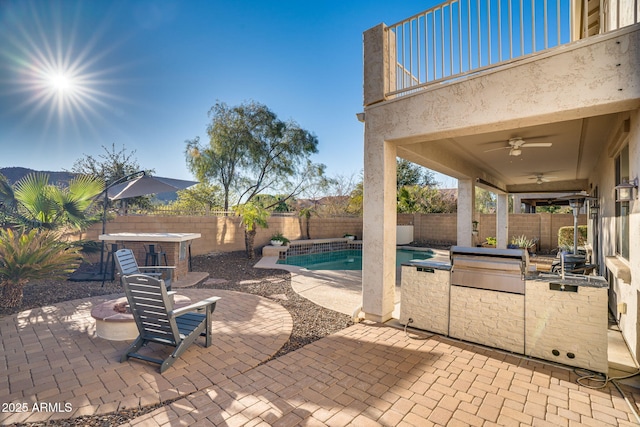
[107,175,198,200]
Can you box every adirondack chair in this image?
[114,248,175,290]
[120,274,221,373]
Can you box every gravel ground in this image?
[5,251,354,426]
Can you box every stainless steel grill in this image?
[450,246,529,294]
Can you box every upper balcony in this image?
[365,0,639,104]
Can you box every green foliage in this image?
[0,229,81,307]
[536,205,573,214]
[485,237,497,246]
[397,185,457,213]
[185,101,327,211]
[299,207,314,219]
[235,202,269,232]
[234,202,270,259]
[71,143,154,210]
[510,235,535,248]
[270,232,290,244]
[396,159,438,189]
[558,225,588,250]
[346,181,363,215]
[0,172,103,231]
[475,188,496,213]
[273,198,291,213]
[251,194,293,212]
[169,183,225,212]
[71,143,144,182]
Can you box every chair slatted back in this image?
[114,249,142,276]
[122,274,180,344]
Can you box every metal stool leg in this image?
[102,243,118,287]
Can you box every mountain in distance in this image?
[0,167,76,186]
[0,167,177,202]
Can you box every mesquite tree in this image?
[185,100,328,256]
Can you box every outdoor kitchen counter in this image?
[400,256,610,374]
[525,272,609,373]
[399,259,451,335]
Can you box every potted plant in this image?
[270,232,289,247]
[483,237,496,248]
[343,233,356,241]
[510,235,537,254]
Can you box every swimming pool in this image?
[277,248,434,271]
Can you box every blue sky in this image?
[0,0,459,187]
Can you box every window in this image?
[615,145,630,260]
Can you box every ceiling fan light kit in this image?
[484,136,553,156]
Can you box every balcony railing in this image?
[387,0,639,97]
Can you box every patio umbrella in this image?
[107,175,198,200]
[97,173,198,283]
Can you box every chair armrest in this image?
[138,266,175,279]
[170,296,221,317]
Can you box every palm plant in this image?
[0,172,103,231]
[0,228,81,308]
[234,202,269,259]
[299,207,314,239]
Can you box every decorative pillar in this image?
[513,194,523,213]
[496,193,509,248]
[362,136,397,323]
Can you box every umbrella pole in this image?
[98,171,145,286]
[99,189,108,286]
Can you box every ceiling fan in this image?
[528,173,557,185]
[484,137,553,157]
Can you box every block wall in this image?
[80,212,585,256]
[414,213,458,243]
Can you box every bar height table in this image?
[98,232,201,281]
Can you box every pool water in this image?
[277,248,433,271]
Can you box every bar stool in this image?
[144,244,168,266]
[102,243,119,287]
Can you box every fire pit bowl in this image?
[91,294,191,341]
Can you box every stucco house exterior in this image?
[361,0,640,362]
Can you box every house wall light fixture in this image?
[615,177,638,202]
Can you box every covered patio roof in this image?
[397,114,619,195]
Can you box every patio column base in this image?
[363,311,393,323]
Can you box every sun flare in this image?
[0,1,126,131]
[49,73,73,92]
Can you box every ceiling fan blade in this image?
[522,142,552,148]
[484,146,511,153]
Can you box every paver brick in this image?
[3,297,640,427]
[428,407,453,425]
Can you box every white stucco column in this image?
[513,195,523,213]
[496,193,509,248]
[457,179,475,246]
[362,136,397,323]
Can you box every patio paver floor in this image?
[2,273,640,425]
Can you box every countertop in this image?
[402,259,452,271]
[526,272,608,288]
[99,232,201,242]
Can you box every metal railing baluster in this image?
[384,0,634,98]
